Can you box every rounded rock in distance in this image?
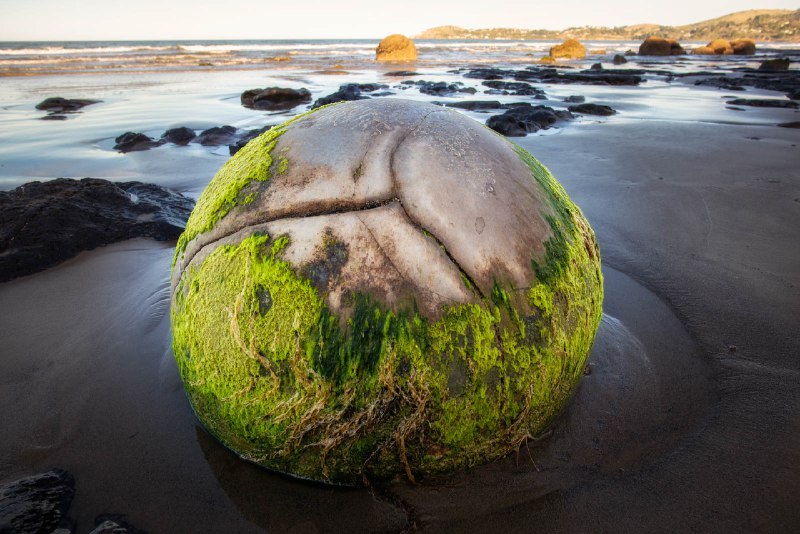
[170,98,603,485]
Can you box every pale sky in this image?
[0,0,797,40]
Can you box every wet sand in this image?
[1,114,797,531]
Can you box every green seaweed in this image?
[171,134,603,485]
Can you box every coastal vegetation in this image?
[416,9,800,41]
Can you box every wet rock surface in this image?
[311,83,391,109]
[161,126,196,145]
[229,125,272,155]
[400,80,477,96]
[114,132,163,153]
[727,98,799,109]
[0,178,194,282]
[240,87,312,111]
[36,97,101,119]
[196,125,238,146]
[568,103,617,116]
[481,80,544,96]
[0,469,75,534]
[486,105,573,136]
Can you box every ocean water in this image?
[0,39,798,193]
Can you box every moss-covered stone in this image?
[171,99,602,485]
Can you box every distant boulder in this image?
[240,87,311,111]
[549,39,586,60]
[539,56,556,64]
[758,58,790,71]
[638,37,685,56]
[612,54,627,65]
[376,34,417,61]
[692,46,715,55]
[707,39,734,54]
[731,39,756,55]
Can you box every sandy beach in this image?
[1,39,799,532]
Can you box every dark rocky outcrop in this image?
[515,68,642,86]
[196,125,238,146]
[229,125,272,155]
[481,80,544,96]
[568,103,617,116]
[114,132,163,152]
[590,63,603,71]
[778,121,800,128]
[549,39,586,59]
[727,98,799,109]
[694,77,746,91]
[312,84,370,109]
[240,87,312,111]
[383,70,419,76]
[0,469,75,533]
[564,95,585,103]
[758,58,790,71]
[638,37,685,56]
[161,126,196,145]
[376,34,417,61]
[613,54,628,65]
[463,68,509,80]
[401,80,477,96]
[486,105,573,137]
[433,100,506,111]
[36,97,100,115]
[0,178,194,282]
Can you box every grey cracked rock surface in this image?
[173,98,560,319]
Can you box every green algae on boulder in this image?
[170,98,603,485]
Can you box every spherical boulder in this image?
[375,34,417,61]
[731,39,756,55]
[170,98,603,485]
[638,36,685,56]
[549,38,586,60]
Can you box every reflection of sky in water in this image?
[0,41,797,192]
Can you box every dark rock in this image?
[612,54,628,65]
[114,132,163,153]
[350,83,389,92]
[433,100,505,111]
[778,121,800,128]
[513,68,642,86]
[229,126,273,155]
[481,80,543,96]
[40,114,68,121]
[240,87,311,111]
[463,68,511,80]
[90,514,147,534]
[727,98,799,109]
[0,469,75,533]
[196,125,238,146]
[35,97,100,113]
[311,84,370,109]
[161,126,196,145]
[370,91,395,97]
[564,95,585,103]
[694,77,746,91]
[0,178,194,282]
[486,105,572,137]
[383,71,419,76]
[590,63,603,71]
[568,103,617,116]
[402,80,476,96]
[758,58,790,71]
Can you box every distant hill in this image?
[416,9,800,42]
